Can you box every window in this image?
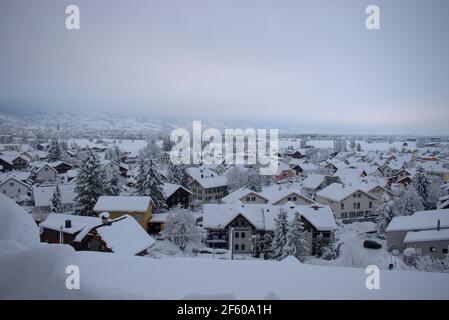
[235,244,239,250]
[18,188,21,193]
[341,203,344,210]
[357,193,361,198]
[235,232,239,238]
[246,197,251,201]
[357,203,360,210]
[251,197,256,201]
[241,232,246,238]
[241,244,246,251]
[341,212,348,219]
[443,248,448,254]
[353,194,356,198]
[353,203,357,210]
[369,201,372,209]
[9,182,14,187]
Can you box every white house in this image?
[33,183,77,213]
[316,183,378,222]
[30,162,58,183]
[0,177,32,199]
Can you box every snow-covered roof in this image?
[386,209,449,232]
[95,215,155,255]
[162,182,191,199]
[191,175,228,189]
[203,202,337,232]
[418,161,449,174]
[404,229,449,243]
[221,187,269,204]
[260,187,314,205]
[316,183,377,202]
[288,159,318,171]
[0,194,40,248]
[0,176,32,189]
[301,174,326,190]
[40,213,101,234]
[94,196,152,213]
[32,184,76,207]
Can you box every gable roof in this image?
[386,209,449,232]
[316,183,378,202]
[32,184,76,207]
[162,182,192,199]
[221,187,269,204]
[94,196,153,213]
[301,174,326,190]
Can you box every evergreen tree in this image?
[47,138,61,162]
[50,185,64,213]
[262,233,273,259]
[136,159,167,212]
[74,149,105,216]
[412,166,429,203]
[356,143,362,152]
[270,208,289,260]
[162,135,174,152]
[316,233,341,260]
[284,211,309,262]
[167,162,190,188]
[349,140,356,150]
[104,168,121,196]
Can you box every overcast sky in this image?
[0,0,448,134]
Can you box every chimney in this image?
[437,219,441,231]
[100,212,110,224]
[65,219,72,228]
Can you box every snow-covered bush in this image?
[316,233,341,261]
[162,209,200,251]
[410,255,449,273]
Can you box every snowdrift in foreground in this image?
[2,243,449,299]
[0,194,40,248]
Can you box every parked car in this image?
[363,240,382,249]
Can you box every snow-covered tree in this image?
[356,143,362,152]
[50,185,64,213]
[105,146,122,163]
[162,135,174,152]
[392,186,424,216]
[299,139,308,149]
[104,168,121,196]
[135,159,167,212]
[270,208,289,260]
[412,166,429,203]
[245,165,262,192]
[139,140,161,160]
[162,208,199,251]
[316,233,341,260]
[284,211,309,262]
[376,199,395,234]
[47,138,61,162]
[262,233,273,259]
[167,162,190,188]
[425,178,444,210]
[226,166,248,191]
[74,149,105,216]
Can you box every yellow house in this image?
[93,196,153,231]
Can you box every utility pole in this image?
[230,227,234,260]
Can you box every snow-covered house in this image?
[0,177,32,199]
[49,161,74,174]
[437,195,449,210]
[221,187,270,204]
[39,213,155,255]
[300,174,339,196]
[0,153,29,171]
[382,160,406,177]
[259,187,315,206]
[288,159,318,178]
[418,161,449,183]
[189,175,228,205]
[274,162,296,182]
[32,183,77,213]
[203,202,337,255]
[386,209,449,256]
[162,182,192,208]
[93,196,153,231]
[29,162,58,183]
[316,183,378,222]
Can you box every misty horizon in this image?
[1,0,449,135]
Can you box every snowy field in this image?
[2,244,449,300]
[279,139,423,152]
